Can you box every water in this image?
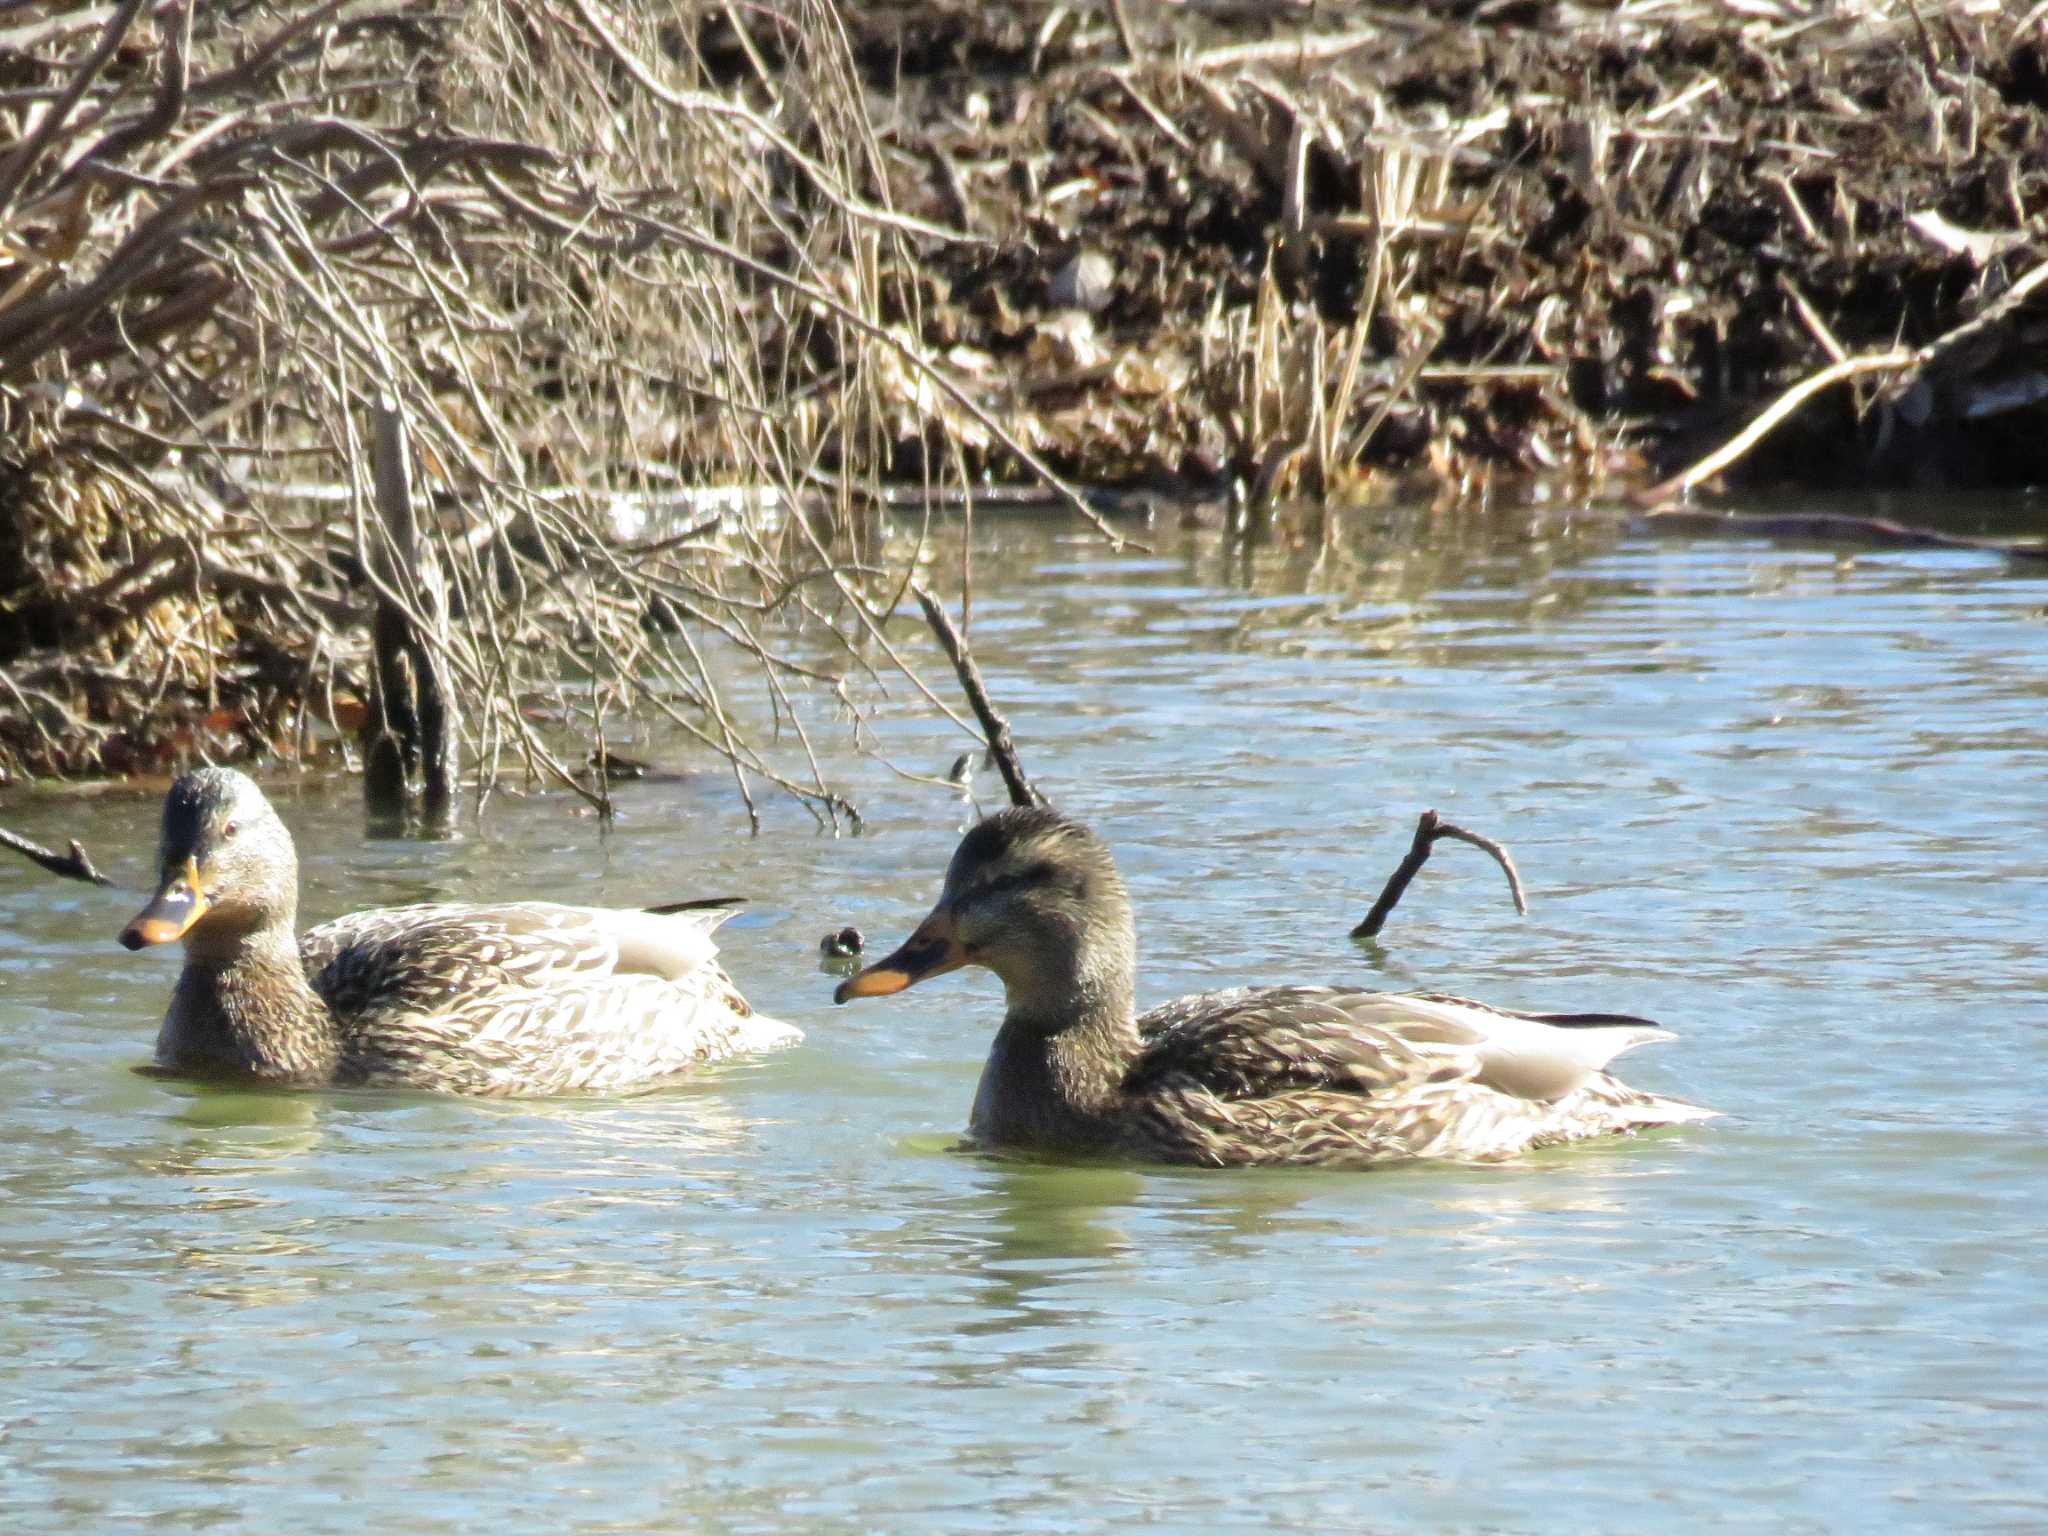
[2,503,2045,1533]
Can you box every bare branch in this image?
[1352,810,1527,940]
[1,827,116,888]
[1633,351,1918,505]
[911,583,1045,810]
[0,0,148,213]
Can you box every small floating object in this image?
[819,925,863,959]
[947,748,994,788]
[589,749,651,780]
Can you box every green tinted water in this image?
[3,504,2045,1532]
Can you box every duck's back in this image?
[300,902,798,1094]
[1121,985,1709,1167]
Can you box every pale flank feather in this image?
[302,902,800,1093]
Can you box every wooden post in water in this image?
[363,397,460,824]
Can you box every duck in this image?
[118,767,799,1094]
[834,805,1713,1166]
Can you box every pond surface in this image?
[3,502,2045,1533]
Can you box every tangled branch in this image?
[0,0,1102,821]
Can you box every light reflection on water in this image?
[1,503,2045,1533]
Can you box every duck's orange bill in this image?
[833,909,965,1004]
[118,857,209,951]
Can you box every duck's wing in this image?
[299,902,797,1093]
[1122,987,1470,1165]
[1124,986,1708,1167]
[337,970,798,1095]
[1390,990,1716,1136]
[1131,987,1463,1099]
[300,901,736,1015]
[1360,990,1675,1102]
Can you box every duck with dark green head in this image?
[121,768,798,1093]
[836,805,1714,1166]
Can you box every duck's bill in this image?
[833,910,965,1003]
[118,859,209,950]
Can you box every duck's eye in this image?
[222,820,240,842]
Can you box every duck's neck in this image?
[970,951,1141,1152]
[158,922,340,1084]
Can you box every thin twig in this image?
[541,192,1145,553]
[1633,350,1918,505]
[1352,810,1527,939]
[1107,0,1140,64]
[1637,257,2048,506]
[1,827,116,887]
[911,583,1045,810]
[558,0,977,246]
[0,0,147,213]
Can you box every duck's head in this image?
[834,805,1135,1018]
[119,768,299,954]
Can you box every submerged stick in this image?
[911,583,1046,809]
[1352,810,1526,939]
[1640,505,2048,561]
[1,827,114,887]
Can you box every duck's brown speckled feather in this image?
[1119,986,1709,1167]
[294,902,791,1095]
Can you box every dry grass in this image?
[1192,122,1466,529]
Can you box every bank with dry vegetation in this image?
[2,1,2044,795]
[845,0,2048,498]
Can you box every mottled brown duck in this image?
[834,806,1713,1167]
[119,768,798,1093]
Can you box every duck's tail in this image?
[1584,1075,1720,1128]
[733,1008,803,1052]
[644,895,746,916]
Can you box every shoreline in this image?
[836,2,2048,497]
